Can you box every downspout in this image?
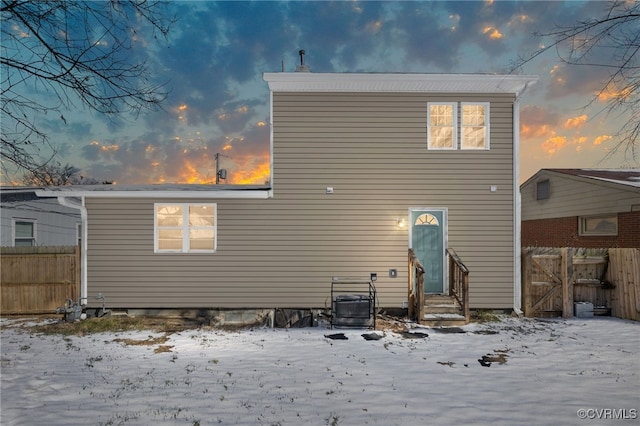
[512,79,537,315]
[269,88,275,198]
[57,196,88,305]
[512,99,523,315]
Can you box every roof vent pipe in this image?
[295,49,310,72]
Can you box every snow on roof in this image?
[0,186,45,193]
[547,169,640,188]
[35,183,270,192]
[33,184,272,199]
[263,72,538,96]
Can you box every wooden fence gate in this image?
[1,246,80,315]
[522,247,639,321]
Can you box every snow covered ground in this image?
[1,316,638,426]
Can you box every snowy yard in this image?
[1,315,638,426]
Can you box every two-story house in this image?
[36,71,537,324]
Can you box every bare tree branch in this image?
[512,0,639,163]
[1,0,175,179]
[21,161,104,186]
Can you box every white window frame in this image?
[13,219,36,247]
[427,102,457,150]
[154,203,217,253]
[579,214,618,236]
[461,102,490,150]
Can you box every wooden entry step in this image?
[421,294,468,327]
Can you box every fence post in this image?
[522,249,532,317]
[561,247,574,318]
[75,245,81,302]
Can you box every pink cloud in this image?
[593,135,613,146]
[541,135,567,155]
[564,114,588,129]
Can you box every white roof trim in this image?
[263,72,538,95]
[584,176,640,188]
[35,189,273,199]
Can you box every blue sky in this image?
[4,0,635,185]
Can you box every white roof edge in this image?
[263,72,538,94]
[35,189,273,199]
[521,169,640,190]
[590,176,640,188]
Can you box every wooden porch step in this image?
[424,295,462,315]
[424,303,461,315]
[424,294,456,303]
[421,294,467,326]
[421,313,468,327]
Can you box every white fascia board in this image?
[35,189,273,199]
[263,72,538,94]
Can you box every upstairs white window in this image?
[461,103,490,149]
[14,220,35,247]
[427,103,457,149]
[427,102,490,150]
[155,203,216,253]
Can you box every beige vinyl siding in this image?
[273,92,516,309]
[86,197,410,308]
[85,91,517,310]
[521,171,640,220]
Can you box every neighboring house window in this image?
[155,203,217,253]
[536,180,550,200]
[14,220,36,246]
[579,215,618,236]
[461,103,489,149]
[427,102,457,149]
[76,223,82,246]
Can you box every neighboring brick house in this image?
[520,169,640,248]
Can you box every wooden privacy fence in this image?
[522,247,639,321]
[608,248,640,321]
[1,246,80,314]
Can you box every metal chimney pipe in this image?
[296,49,310,72]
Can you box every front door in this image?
[410,208,447,294]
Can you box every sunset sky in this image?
[3,0,636,185]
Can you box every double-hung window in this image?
[461,103,489,149]
[427,102,490,150]
[14,220,36,246]
[427,102,457,149]
[155,203,217,253]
